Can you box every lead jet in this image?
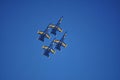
[42,39,56,57]
[37,26,50,42]
[54,32,67,51]
[49,16,63,35]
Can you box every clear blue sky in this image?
[0,0,120,80]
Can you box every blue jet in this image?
[37,26,50,42]
[42,39,56,57]
[54,32,67,51]
[49,16,63,35]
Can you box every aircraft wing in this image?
[45,33,50,39]
[62,42,67,48]
[50,48,55,54]
[54,40,60,44]
[57,27,62,32]
[42,45,49,50]
[49,24,56,28]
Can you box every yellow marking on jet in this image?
[38,31,44,35]
[49,24,55,28]
[62,42,67,48]
[46,34,50,39]
[42,46,48,49]
[57,27,62,32]
[54,40,60,43]
[50,49,55,54]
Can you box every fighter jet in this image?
[49,16,63,35]
[37,26,50,42]
[42,39,56,57]
[54,32,67,51]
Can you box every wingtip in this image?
[65,44,67,48]
[64,32,67,36]
[37,30,39,34]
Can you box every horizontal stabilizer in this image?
[43,52,49,58]
[55,45,61,51]
[38,36,44,42]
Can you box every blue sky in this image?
[0,0,120,80]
